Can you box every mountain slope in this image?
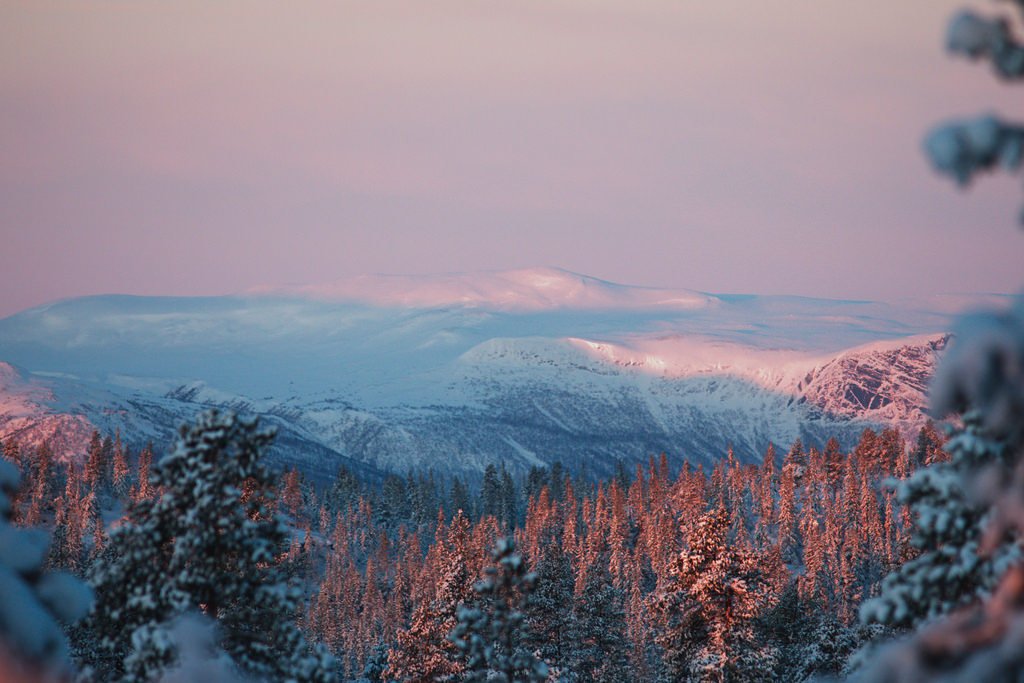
[0,269,967,478]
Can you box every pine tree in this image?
[48,464,90,572]
[755,583,816,682]
[1,438,25,522]
[777,457,798,563]
[860,411,1016,628]
[549,461,566,502]
[800,609,860,681]
[755,443,777,548]
[378,474,410,529]
[823,437,844,494]
[325,463,360,513]
[799,505,825,602]
[854,2,1024,674]
[524,466,548,505]
[84,430,107,496]
[24,442,56,528]
[481,463,502,521]
[84,410,333,682]
[450,476,472,521]
[500,465,518,530]
[913,421,947,467]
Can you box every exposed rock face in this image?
[798,336,948,421]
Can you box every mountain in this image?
[250,267,717,312]
[0,267,974,480]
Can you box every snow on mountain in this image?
[0,269,978,479]
[794,334,949,423]
[249,267,717,312]
[0,363,94,462]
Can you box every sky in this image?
[1,0,1022,318]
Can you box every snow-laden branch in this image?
[948,10,1024,79]
[931,296,1024,440]
[924,114,1024,219]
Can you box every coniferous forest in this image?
[0,417,970,681]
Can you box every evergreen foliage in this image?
[0,458,92,678]
[83,409,333,682]
[571,550,631,683]
[656,506,775,682]
[0,418,944,681]
[451,537,548,683]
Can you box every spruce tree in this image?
[860,411,1015,628]
[522,536,576,675]
[84,430,107,495]
[24,442,56,527]
[111,429,130,499]
[84,409,333,682]
[387,511,473,683]
[325,464,360,513]
[855,1,1024,675]
[481,464,502,520]
[656,506,775,682]
[450,537,549,683]
[130,441,154,503]
[280,467,304,519]
[570,548,631,683]
[450,476,471,521]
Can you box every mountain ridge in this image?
[245,266,719,312]
[0,269,971,478]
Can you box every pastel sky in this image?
[1,0,1021,318]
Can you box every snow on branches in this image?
[0,458,93,679]
[947,9,1024,79]
[84,409,333,683]
[450,537,548,683]
[928,2,1024,222]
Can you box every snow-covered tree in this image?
[924,4,1024,220]
[387,511,474,683]
[280,467,303,520]
[522,538,576,677]
[84,409,333,682]
[857,3,1024,678]
[859,413,1012,627]
[569,549,630,683]
[656,506,775,682]
[0,458,93,678]
[111,430,130,500]
[24,442,56,528]
[130,442,154,504]
[48,464,91,573]
[450,537,549,682]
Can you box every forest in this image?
[0,416,960,682]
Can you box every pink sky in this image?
[1,0,1021,318]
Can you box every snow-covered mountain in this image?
[249,267,718,312]
[0,267,980,480]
